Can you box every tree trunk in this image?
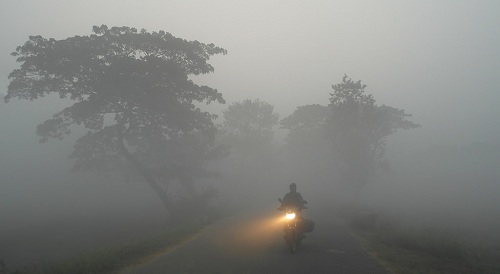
[176,168,198,198]
[117,139,173,217]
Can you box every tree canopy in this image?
[328,75,420,198]
[215,99,280,206]
[281,75,420,203]
[220,98,279,151]
[280,104,330,147]
[6,25,228,218]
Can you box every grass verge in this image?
[1,218,215,274]
[349,215,500,274]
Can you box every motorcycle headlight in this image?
[285,212,296,220]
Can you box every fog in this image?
[1,0,499,269]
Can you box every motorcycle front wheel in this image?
[288,230,297,253]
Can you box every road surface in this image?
[121,208,388,274]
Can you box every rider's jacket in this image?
[281,191,305,210]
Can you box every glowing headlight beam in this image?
[285,212,296,220]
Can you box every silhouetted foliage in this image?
[220,98,279,152]
[281,75,420,203]
[6,25,228,218]
[327,75,420,200]
[216,99,280,205]
[280,104,330,148]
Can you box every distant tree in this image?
[326,75,420,202]
[280,76,420,204]
[280,104,336,192]
[5,25,228,218]
[215,99,280,204]
[220,99,279,152]
[280,104,330,148]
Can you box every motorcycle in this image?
[278,198,307,253]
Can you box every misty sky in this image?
[1,0,499,148]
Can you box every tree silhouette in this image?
[281,76,420,204]
[220,98,279,152]
[280,104,330,149]
[6,25,228,218]
[216,99,280,204]
[327,75,420,202]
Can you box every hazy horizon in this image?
[1,0,499,269]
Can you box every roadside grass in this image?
[1,208,230,274]
[348,211,500,274]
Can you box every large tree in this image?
[327,75,420,201]
[281,76,420,204]
[5,25,228,218]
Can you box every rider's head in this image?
[289,183,297,193]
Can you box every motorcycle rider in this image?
[279,182,308,242]
[279,182,306,212]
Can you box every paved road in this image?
[122,208,388,274]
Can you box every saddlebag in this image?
[302,218,315,233]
